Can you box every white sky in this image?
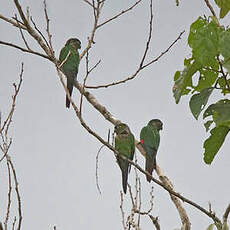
[0,0,230,229]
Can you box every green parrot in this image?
[140,119,163,182]
[59,38,81,108]
[114,123,135,194]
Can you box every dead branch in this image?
[15,14,31,50]
[223,204,230,224]
[8,156,22,230]
[13,0,54,58]
[96,0,142,29]
[4,162,12,230]
[0,41,51,60]
[43,0,54,55]
[0,64,24,230]
[149,215,160,230]
[204,0,218,22]
[0,14,26,29]
[80,0,103,59]
[85,30,185,89]
[120,192,128,230]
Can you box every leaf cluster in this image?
[173,16,230,164]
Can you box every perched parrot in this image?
[114,123,135,194]
[59,38,81,108]
[140,119,163,182]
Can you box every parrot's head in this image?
[114,123,130,136]
[66,38,81,49]
[148,119,163,131]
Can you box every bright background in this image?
[0,0,230,229]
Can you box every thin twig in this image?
[80,50,101,115]
[80,50,90,115]
[15,14,31,50]
[204,0,218,22]
[80,0,103,59]
[85,31,185,89]
[4,161,12,230]
[149,215,160,230]
[0,14,26,29]
[217,56,230,92]
[96,0,142,29]
[95,145,105,195]
[120,192,127,230]
[30,16,50,49]
[14,0,54,58]
[223,204,230,224]
[0,41,51,60]
[139,0,153,68]
[142,30,185,69]
[43,0,54,55]
[12,217,16,230]
[83,0,95,8]
[8,157,22,230]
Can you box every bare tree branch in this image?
[204,0,218,23]
[0,14,26,29]
[149,215,160,230]
[139,0,153,68]
[15,14,31,50]
[43,0,54,55]
[80,0,103,59]
[85,30,185,89]
[4,162,12,230]
[13,0,54,58]
[8,156,22,230]
[120,192,128,230]
[223,204,230,224]
[0,41,51,60]
[0,64,24,230]
[96,0,142,29]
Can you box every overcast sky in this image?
[1,0,230,229]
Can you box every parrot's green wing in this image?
[115,133,135,194]
[59,46,69,62]
[59,43,80,108]
[140,126,160,151]
[59,45,80,74]
[140,126,160,182]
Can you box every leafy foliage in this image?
[214,0,230,18]
[203,126,230,164]
[189,87,213,120]
[173,13,230,164]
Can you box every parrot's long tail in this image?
[145,154,156,183]
[66,79,73,108]
[121,167,129,194]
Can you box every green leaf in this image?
[174,71,181,81]
[204,120,214,132]
[203,99,230,127]
[220,29,230,59]
[203,125,230,164]
[173,61,201,104]
[206,224,214,230]
[194,68,218,92]
[214,0,230,18]
[188,18,219,66]
[188,17,207,46]
[189,87,214,119]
